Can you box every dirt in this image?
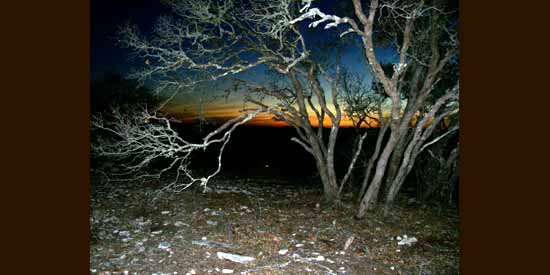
[90,177,459,275]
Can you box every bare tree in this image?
[291,0,459,218]
[94,0,458,213]
[94,0,370,204]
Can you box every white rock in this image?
[314,255,325,261]
[158,241,170,250]
[296,243,304,247]
[278,248,288,255]
[217,252,255,264]
[391,266,395,270]
[189,269,196,274]
[344,235,355,250]
[222,269,234,274]
[397,236,418,246]
[174,221,187,227]
[161,211,170,215]
[206,220,218,226]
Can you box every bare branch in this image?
[338,130,368,195]
[92,106,268,192]
[419,125,458,153]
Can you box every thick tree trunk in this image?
[384,131,408,196]
[384,168,409,216]
[384,139,417,215]
[326,125,340,201]
[310,145,340,204]
[358,123,389,200]
[356,131,399,219]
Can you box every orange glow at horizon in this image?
[167,106,384,128]
[164,98,455,129]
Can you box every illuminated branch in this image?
[118,0,308,102]
[91,107,268,192]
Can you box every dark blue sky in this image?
[91,0,400,124]
[91,0,169,79]
[91,0,398,80]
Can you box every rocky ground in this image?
[90,177,459,275]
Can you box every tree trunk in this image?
[384,137,418,215]
[358,123,389,200]
[356,131,399,219]
[383,169,409,216]
[311,147,340,204]
[383,131,408,196]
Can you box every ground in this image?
[90,177,459,275]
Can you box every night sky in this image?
[91,0,399,127]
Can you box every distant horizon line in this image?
[168,117,384,129]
